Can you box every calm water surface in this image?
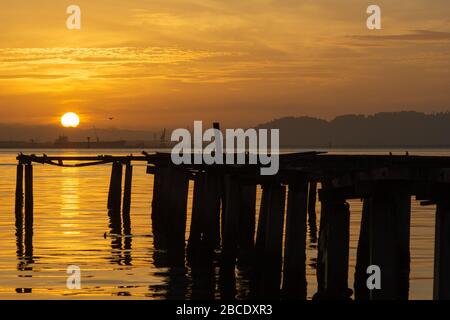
[0,149,447,299]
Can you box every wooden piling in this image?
[108,161,123,212]
[354,182,411,300]
[151,165,190,266]
[107,161,123,234]
[433,197,450,300]
[187,171,222,266]
[307,182,318,242]
[202,172,222,255]
[220,175,241,271]
[354,199,371,300]
[24,164,33,230]
[165,167,190,267]
[122,162,132,235]
[254,183,286,298]
[255,184,269,258]
[237,184,257,267]
[24,164,33,259]
[187,172,206,264]
[316,196,351,299]
[15,164,24,258]
[219,175,241,299]
[282,182,308,299]
[151,166,170,250]
[15,164,24,218]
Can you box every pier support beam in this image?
[221,175,241,271]
[107,161,123,235]
[433,196,450,300]
[166,168,190,267]
[151,166,190,266]
[187,171,221,266]
[15,164,24,258]
[354,182,411,300]
[308,182,318,241]
[15,164,24,217]
[219,175,241,299]
[237,184,257,267]
[122,162,133,235]
[282,182,308,300]
[187,173,206,264]
[254,183,286,298]
[151,166,171,250]
[315,194,351,300]
[24,164,33,258]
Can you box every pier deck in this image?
[14,152,450,300]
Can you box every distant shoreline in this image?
[0,141,172,149]
[0,141,450,150]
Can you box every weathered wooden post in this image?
[15,164,24,218]
[221,175,241,271]
[255,184,269,256]
[354,199,371,299]
[24,163,33,259]
[219,175,242,299]
[122,162,132,235]
[237,183,257,267]
[308,182,318,242]
[15,164,24,258]
[433,195,450,300]
[354,182,411,300]
[282,182,308,300]
[151,165,171,250]
[254,182,286,298]
[187,172,205,264]
[165,167,190,267]
[24,164,33,219]
[253,183,269,296]
[202,172,222,258]
[316,193,351,300]
[107,161,123,234]
[187,170,222,266]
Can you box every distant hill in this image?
[256,111,450,148]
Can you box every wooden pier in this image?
[15,152,450,300]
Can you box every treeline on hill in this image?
[256,111,450,148]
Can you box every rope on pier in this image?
[17,154,116,167]
[16,152,171,167]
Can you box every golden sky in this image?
[1,0,449,129]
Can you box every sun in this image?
[61,112,80,128]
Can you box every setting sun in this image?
[61,112,80,128]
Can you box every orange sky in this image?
[1,0,450,129]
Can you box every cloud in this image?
[0,47,232,81]
[0,74,69,80]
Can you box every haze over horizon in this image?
[1,0,450,129]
